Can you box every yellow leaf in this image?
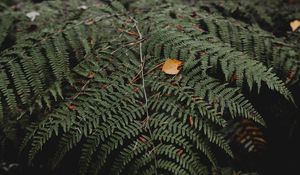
[161,59,183,75]
[290,20,300,32]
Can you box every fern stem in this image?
[133,17,158,175]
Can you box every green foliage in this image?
[0,13,13,49]
[195,3,300,86]
[0,0,298,175]
[0,1,124,120]
[198,0,300,34]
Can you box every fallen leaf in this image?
[290,20,300,32]
[162,59,183,75]
[231,73,237,82]
[78,5,88,10]
[188,116,194,126]
[68,103,76,110]
[26,11,40,22]
[87,72,96,78]
[133,87,140,92]
[285,70,296,83]
[288,70,296,79]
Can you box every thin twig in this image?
[111,38,144,54]
[70,79,91,100]
[130,62,164,84]
[133,17,158,175]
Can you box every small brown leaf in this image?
[88,72,96,78]
[161,59,183,75]
[285,70,297,84]
[189,116,194,126]
[68,103,76,110]
[133,87,140,92]
[231,73,237,82]
[288,70,296,80]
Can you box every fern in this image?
[196,13,300,85]
[0,0,297,175]
[223,119,266,153]
[0,5,122,120]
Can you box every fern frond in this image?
[10,1,296,175]
[196,12,300,86]
[145,25,293,101]
[0,9,121,121]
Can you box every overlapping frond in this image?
[0,5,121,121]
